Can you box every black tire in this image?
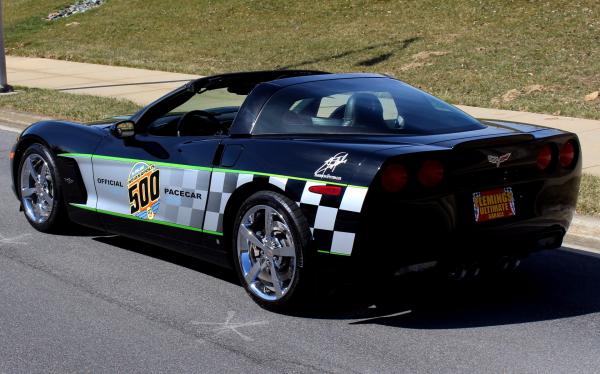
[17,143,69,232]
[232,190,312,312]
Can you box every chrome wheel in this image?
[237,205,297,301]
[20,154,54,224]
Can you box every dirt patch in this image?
[411,51,449,61]
[585,91,599,102]
[400,51,449,71]
[493,85,550,104]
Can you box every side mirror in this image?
[112,121,136,138]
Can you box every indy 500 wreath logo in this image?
[128,162,160,220]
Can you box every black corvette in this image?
[9,71,581,309]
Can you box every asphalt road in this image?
[2,127,600,373]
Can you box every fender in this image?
[12,121,107,210]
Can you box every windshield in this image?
[168,87,247,114]
[253,77,484,135]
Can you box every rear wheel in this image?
[18,143,68,232]
[232,191,311,311]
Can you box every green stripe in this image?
[70,203,224,236]
[59,153,368,189]
[317,250,352,256]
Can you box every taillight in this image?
[381,164,408,192]
[537,145,553,171]
[308,185,342,196]
[559,140,576,168]
[418,160,444,187]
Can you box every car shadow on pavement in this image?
[55,223,106,237]
[86,232,600,327]
[334,248,600,329]
[92,235,238,285]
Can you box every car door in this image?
[92,130,221,250]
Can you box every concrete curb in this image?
[0,109,50,131]
[565,215,600,251]
[0,109,598,251]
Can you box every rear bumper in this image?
[316,221,567,284]
[318,172,579,281]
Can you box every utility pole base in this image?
[0,84,13,93]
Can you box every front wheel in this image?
[17,143,68,232]
[232,191,311,311]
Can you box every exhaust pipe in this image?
[510,258,521,270]
[467,263,481,278]
[497,256,521,272]
[447,264,468,280]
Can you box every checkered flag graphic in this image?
[203,171,368,255]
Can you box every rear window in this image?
[252,78,484,135]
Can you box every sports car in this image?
[9,71,581,309]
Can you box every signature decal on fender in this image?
[487,153,511,168]
[128,162,160,220]
[314,152,348,181]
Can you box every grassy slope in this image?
[5,1,600,119]
[0,87,141,122]
[578,174,600,217]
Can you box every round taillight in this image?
[381,164,408,192]
[559,140,576,168]
[418,160,444,188]
[537,145,553,171]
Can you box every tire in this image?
[232,190,312,311]
[17,143,69,232]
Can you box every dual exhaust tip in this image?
[393,256,522,279]
[446,257,521,281]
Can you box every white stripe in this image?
[0,124,21,133]
[331,231,355,255]
[268,176,288,190]
[339,186,368,212]
[299,182,323,206]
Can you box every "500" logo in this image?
[127,163,160,219]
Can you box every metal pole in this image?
[0,0,12,92]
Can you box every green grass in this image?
[0,87,141,122]
[5,0,600,119]
[578,174,600,217]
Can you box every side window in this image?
[316,94,350,118]
[377,92,399,121]
[168,88,246,115]
[253,78,484,135]
[314,92,398,120]
[147,88,248,137]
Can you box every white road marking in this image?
[0,124,21,133]
[0,233,31,245]
[191,311,268,342]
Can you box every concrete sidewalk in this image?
[7,56,199,105]
[6,56,600,176]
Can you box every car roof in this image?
[266,72,387,87]
[191,71,387,92]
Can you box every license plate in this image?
[473,187,516,223]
